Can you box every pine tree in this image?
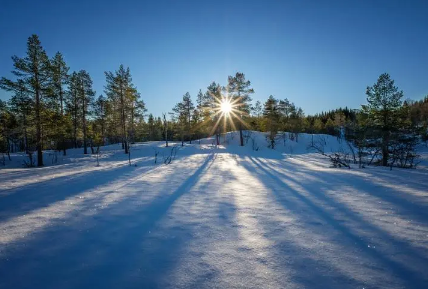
[325,118,335,135]
[4,80,32,153]
[94,95,107,145]
[253,100,262,117]
[173,92,195,146]
[183,92,195,143]
[147,113,155,140]
[49,52,69,155]
[77,70,95,154]
[0,100,11,160]
[193,89,205,139]
[206,82,222,145]
[66,72,82,148]
[104,65,139,153]
[313,118,324,133]
[363,73,404,166]
[0,35,50,166]
[128,89,146,143]
[263,96,279,149]
[226,72,254,146]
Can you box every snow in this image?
[0,132,427,289]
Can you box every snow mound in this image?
[200,131,350,156]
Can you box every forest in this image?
[1,34,428,168]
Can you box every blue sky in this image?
[1,0,427,116]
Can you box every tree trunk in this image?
[188,112,192,144]
[35,87,43,166]
[124,134,128,154]
[382,131,389,166]
[23,113,28,154]
[60,85,66,156]
[74,92,78,148]
[101,120,105,146]
[83,91,87,155]
[120,85,128,154]
[382,144,388,166]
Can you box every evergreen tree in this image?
[206,82,222,145]
[5,80,32,153]
[325,118,335,135]
[0,100,11,159]
[263,96,280,149]
[226,72,254,146]
[128,89,146,143]
[94,95,107,145]
[77,70,95,154]
[104,65,139,153]
[147,113,156,140]
[0,34,50,166]
[193,89,205,139]
[66,72,82,148]
[313,118,324,133]
[173,92,195,146]
[49,52,69,155]
[363,73,404,166]
[252,100,262,117]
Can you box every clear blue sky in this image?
[1,0,427,116]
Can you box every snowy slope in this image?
[0,132,427,289]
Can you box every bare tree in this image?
[308,136,351,169]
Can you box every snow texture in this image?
[0,132,427,289]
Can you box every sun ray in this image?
[229,110,251,129]
[209,114,223,137]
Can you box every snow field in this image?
[0,132,427,288]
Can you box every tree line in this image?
[0,35,146,166]
[1,35,427,168]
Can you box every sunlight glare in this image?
[221,99,232,114]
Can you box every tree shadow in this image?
[241,156,428,288]
[0,153,216,289]
[284,159,428,224]
[0,158,158,224]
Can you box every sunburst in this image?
[220,98,232,114]
[209,93,250,138]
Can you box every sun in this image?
[220,99,232,114]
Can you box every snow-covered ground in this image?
[0,132,427,289]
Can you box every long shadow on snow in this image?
[278,158,428,224]
[255,212,368,288]
[245,156,428,288]
[166,166,240,288]
[231,159,371,288]
[259,158,428,259]
[0,153,215,289]
[261,159,428,246]
[0,158,158,224]
[185,154,366,289]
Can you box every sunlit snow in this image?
[0,132,427,289]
